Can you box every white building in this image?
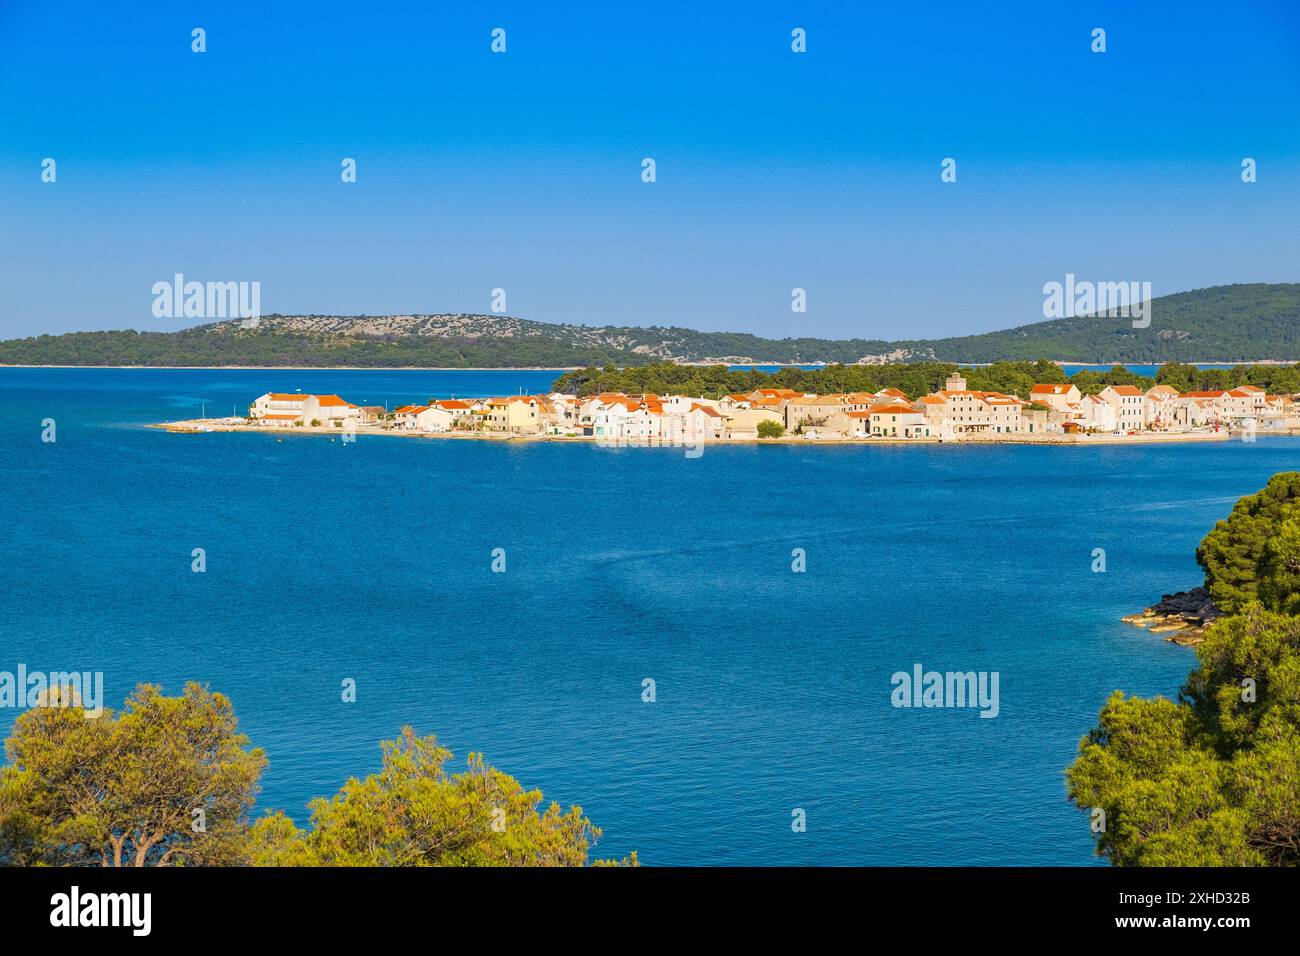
[1098,385,1146,432]
[250,392,312,424]
[1029,383,1081,411]
[411,406,455,432]
[592,399,663,442]
[1145,385,1182,429]
[1080,394,1117,431]
[1223,386,1267,422]
[431,399,480,423]
[1176,396,1221,428]
[392,405,427,429]
[663,404,725,442]
[250,392,358,426]
[312,394,361,425]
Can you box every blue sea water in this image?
[1,368,1295,866]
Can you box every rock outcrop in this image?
[1122,586,1221,646]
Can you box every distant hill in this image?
[2,283,1298,367]
[914,283,1300,364]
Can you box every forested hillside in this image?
[3,283,1298,367]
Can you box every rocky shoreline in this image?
[1122,586,1221,645]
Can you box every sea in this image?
[2,366,1295,865]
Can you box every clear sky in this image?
[1,0,1298,340]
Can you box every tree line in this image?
[553,360,1300,401]
[0,328,638,369]
[0,685,634,867]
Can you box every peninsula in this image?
[156,366,1296,446]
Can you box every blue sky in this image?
[1,0,1298,340]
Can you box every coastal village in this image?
[205,373,1300,444]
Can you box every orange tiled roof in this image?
[603,398,663,414]
[787,395,841,406]
[936,389,1016,404]
[981,392,1020,405]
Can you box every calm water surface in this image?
[2,368,1295,865]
